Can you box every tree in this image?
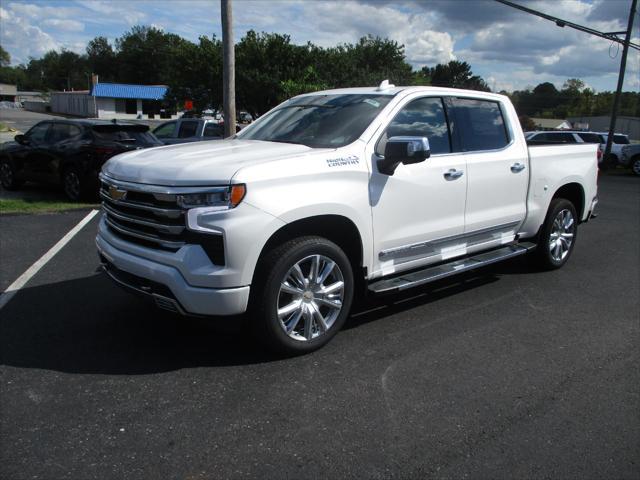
[422,60,490,91]
[518,115,536,131]
[86,37,116,81]
[0,45,10,67]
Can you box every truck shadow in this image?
[0,256,534,375]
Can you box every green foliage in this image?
[1,25,637,120]
[509,80,639,118]
[422,60,490,91]
[0,45,10,67]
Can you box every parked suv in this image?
[0,120,162,200]
[621,144,640,176]
[152,118,225,145]
[596,132,630,164]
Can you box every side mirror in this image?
[378,136,430,175]
[15,134,29,145]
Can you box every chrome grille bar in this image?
[105,217,186,250]
[102,202,185,235]
[99,190,183,219]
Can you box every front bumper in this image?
[96,232,250,316]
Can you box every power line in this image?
[495,0,640,51]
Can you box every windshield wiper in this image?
[267,139,302,145]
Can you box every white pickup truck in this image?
[96,82,598,353]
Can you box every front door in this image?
[369,96,467,277]
[21,122,52,183]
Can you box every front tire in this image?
[534,198,578,270]
[251,236,354,355]
[0,159,24,190]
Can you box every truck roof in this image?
[300,85,508,102]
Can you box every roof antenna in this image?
[377,79,395,91]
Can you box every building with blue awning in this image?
[50,77,173,119]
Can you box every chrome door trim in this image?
[379,221,521,260]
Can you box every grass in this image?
[0,198,99,215]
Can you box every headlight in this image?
[177,184,246,209]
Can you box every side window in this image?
[555,133,577,143]
[178,121,199,138]
[26,123,50,144]
[450,98,509,152]
[203,123,223,138]
[376,97,451,156]
[48,124,82,144]
[153,122,176,139]
[577,133,602,143]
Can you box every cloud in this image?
[42,19,85,32]
[0,6,60,63]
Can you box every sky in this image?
[0,0,638,92]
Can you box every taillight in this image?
[83,145,118,156]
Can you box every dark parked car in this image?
[152,118,225,145]
[0,119,162,200]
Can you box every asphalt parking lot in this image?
[0,174,638,479]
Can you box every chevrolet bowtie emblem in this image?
[109,185,127,200]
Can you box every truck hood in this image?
[102,139,315,186]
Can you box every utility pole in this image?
[221,0,236,138]
[603,0,636,166]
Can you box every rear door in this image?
[449,97,528,237]
[202,122,224,140]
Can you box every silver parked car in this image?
[152,118,224,145]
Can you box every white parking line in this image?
[0,209,100,310]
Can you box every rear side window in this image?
[178,121,199,138]
[377,97,451,155]
[577,133,603,143]
[613,135,629,144]
[203,123,224,138]
[93,127,159,145]
[450,98,509,151]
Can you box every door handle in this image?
[444,169,464,180]
[511,162,526,173]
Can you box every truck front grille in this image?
[100,177,225,265]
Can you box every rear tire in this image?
[62,167,96,201]
[630,156,640,177]
[534,198,578,270]
[250,236,354,355]
[0,159,24,190]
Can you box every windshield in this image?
[239,94,393,148]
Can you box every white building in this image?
[50,82,170,119]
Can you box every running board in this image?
[368,242,536,294]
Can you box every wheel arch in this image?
[254,214,366,283]
[552,182,585,220]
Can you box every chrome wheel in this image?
[63,170,80,200]
[632,158,640,176]
[0,162,12,188]
[549,209,575,262]
[277,254,345,341]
